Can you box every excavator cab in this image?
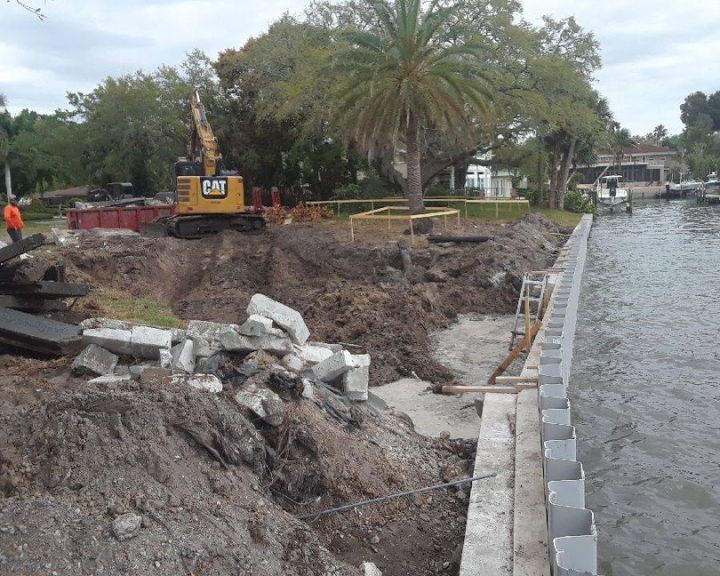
[174,161,204,178]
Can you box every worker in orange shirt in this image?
[4,197,24,243]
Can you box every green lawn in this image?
[530,207,584,227]
[85,289,184,329]
[21,218,67,237]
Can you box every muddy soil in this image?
[0,357,473,576]
[63,215,565,386]
[0,215,566,576]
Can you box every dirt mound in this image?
[63,215,564,385]
[0,359,472,576]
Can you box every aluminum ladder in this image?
[509,273,548,350]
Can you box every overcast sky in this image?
[2,0,719,135]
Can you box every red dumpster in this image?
[67,205,176,232]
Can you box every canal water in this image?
[571,199,720,576]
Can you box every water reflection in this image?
[570,199,720,576]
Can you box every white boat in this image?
[669,179,702,195]
[699,172,720,204]
[596,175,631,212]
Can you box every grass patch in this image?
[531,208,583,228]
[16,218,67,237]
[85,289,184,329]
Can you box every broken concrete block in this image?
[220,329,293,356]
[159,348,172,370]
[234,384,286,426]
[112,513,142,542]
[247,294,310,345]
[195,351,230,375]
[79,317,132,331]
[130,326,172,359]
[238,314,274,337]
[171,339,195,374]
[301,378,315,400]
[343,366,369,401]
[312,350,354,382]
[187,320,238,357]
[82,328,133,356]
[88,374,133,385]
[350,354,371,368]
[170,373,223,393]
[282,353,305,372]
[72,344,119,377]
[296,343,334,364]
[170,328,187,345]
[191,336,216,358]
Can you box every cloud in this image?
[521,0,720,135]
[3,0,720,136]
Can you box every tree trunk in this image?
[557,138,577,210]
[548,144,562,209]
[405,113,423,215]
[453,159,469,192]
[4,162,11,199]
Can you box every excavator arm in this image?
[189,89,222,177]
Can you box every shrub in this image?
[519,188,540,206]
[564,190,595,213]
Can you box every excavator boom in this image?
[190,89,222,177]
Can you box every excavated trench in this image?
[0,216,567,576]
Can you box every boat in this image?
[699,172,720,204]
[595,175,631,213]
[658,177,702,199]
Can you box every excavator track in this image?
[162,213,265,239]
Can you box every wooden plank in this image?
[487,321,542,384]
[0,295,67,312]
[0,281,89,298]
[442,385,519,395]
[0,306,82,355]
[524,293,531,352]
[495,376,539,384]
[0,233,45,264]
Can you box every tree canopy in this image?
[1,0,615,207]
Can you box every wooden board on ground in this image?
[0,281,89,298]
[0,234,45,265]
[0,306,82,355]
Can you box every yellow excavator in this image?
[159,89,265,238]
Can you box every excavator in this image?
[157,89,265,238]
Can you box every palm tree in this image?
[335,0,492,216]
[610,125,633,175]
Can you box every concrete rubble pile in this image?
[76,293,373,424]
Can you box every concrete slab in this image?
[82,328,133,356]
[374,315,514,440]
[459,394,516,576]
[374,378,480,440]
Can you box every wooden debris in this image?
[488,321,542,384]
[0,234,45,264]
[0,306,82,355]
[0,281,89,298]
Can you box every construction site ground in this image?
[0,215,567,576]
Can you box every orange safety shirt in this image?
[4,204,24,230]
